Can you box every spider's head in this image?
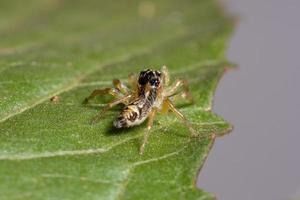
[138,69,162,88]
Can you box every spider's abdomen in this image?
[114,85,159,129]
[114,104,147,128]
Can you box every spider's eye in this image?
[138,77,147,85]
[149,79,157,86]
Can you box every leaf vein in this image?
[0,48,151,124]
[41,173,120,185]
[115,143,189,199]
[0,134,141,161]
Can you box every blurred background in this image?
[198,0,300,199]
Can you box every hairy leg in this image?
[113,79,130,95]
[139,109,157,155]
[164,79,194,103]
[83,88,121,104]
[161,65,170,86]
[127,73,138,91]
[164,99,197,137]
[91,94,132,124]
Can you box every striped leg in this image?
[139,109,157,155]
[164,99,197,137]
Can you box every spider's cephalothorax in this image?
[84,66,197,154]
[138,69,162,88]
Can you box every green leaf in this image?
[0,0,233,199]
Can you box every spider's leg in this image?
[139,109,157,155]
[113,79,130,95]
[83,88,121,104]
[127,73,138,92]
[164,79,194,103]
[163,99,197,137]
[91,94,132,124]
[161,65,170,86]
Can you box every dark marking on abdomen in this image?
[114,116,127,128]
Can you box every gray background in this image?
[197,0,300,199]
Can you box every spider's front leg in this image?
[161,65,170,86]
[113,79,130,95]
[127,73,138,90]
[83,79,128,104]
[83,87,120,104]
[83,79,132,124]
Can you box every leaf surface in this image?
[0,0,233,199]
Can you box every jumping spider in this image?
[84,66,198,154]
